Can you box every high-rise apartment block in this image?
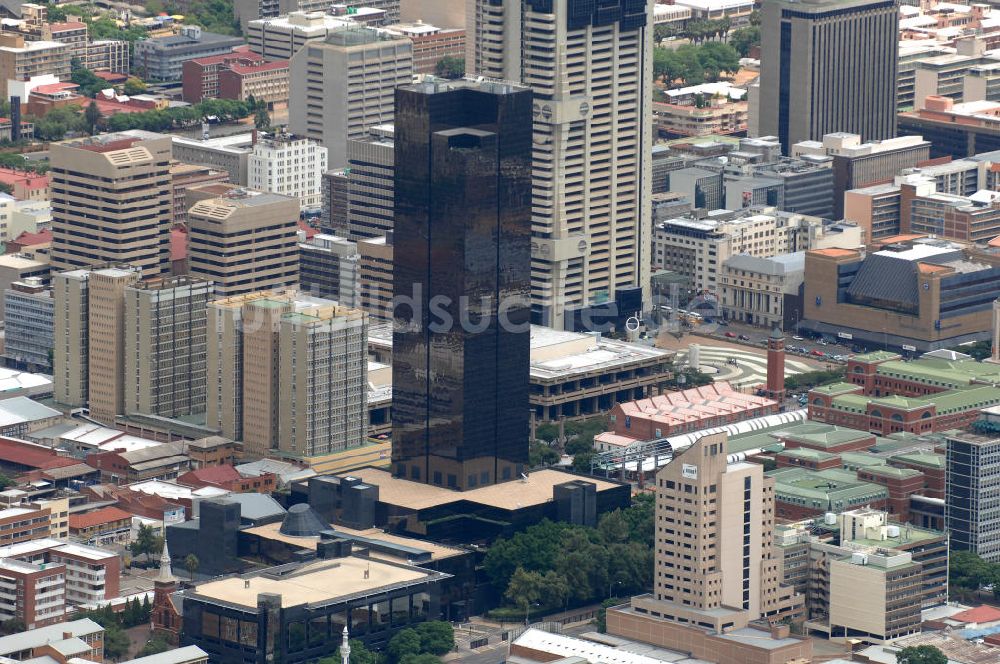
[469,0,652,330]
[392,79,531,490]
[758,0,899,152]
[246,11,354,60]
[187,187,300,297]
[52,270,90,408]
[946,431,1000,563]
[86,266,142,424]
[298,234,361,307]
[207,291,368,460]
[0,34,70,98]
[248,132,328,209]
[50,134,172,278]
[289,28,413,169]
[123,277,213,419]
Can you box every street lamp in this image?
[524,601,540,626]
[609,578,624,599]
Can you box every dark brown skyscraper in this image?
[391,78,532,491]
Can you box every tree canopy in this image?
[484,498,654,617]
[434,56,465,80]
[896,645,947,664]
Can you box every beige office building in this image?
[208,291,368,459]
[246,11,353,61]
[187,188,300,297]
[357,236,393,320]
[278,304,367,457]
[50,134,172,278]
[288,27,413,169]
[123,276,213,419]
[607,432,807,664]
[86,266,142,424]
[52,269,90,408]
[468,0,652,329]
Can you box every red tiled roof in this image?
[68,506,133,530]
[989,234,1000,248]
[0,169,48,188]
[170,227,187,261]
[48,21,86,31]
[11,229,52,247]
[179,465,239,486]
[298,220,318,239]
[0,438,77,470]
[94,71,128,82]
[32,82,80,95]
[92,99,149,115]
[951,605,1000,624]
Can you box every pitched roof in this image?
[951,605,1000,624]
[68,506,133,529]
[11,229,52,247]
[178,465,239,487]
[0,437,78,470]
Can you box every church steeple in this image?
[157,539,175,584]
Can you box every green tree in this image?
[71,67,108,98]
[483,520,570,592]
[339,639,379,664]
[131,524,160,562]
[0,619,24,635]
[387,628,421,663]
[949,550,993,594]
[139,637,171,657]
[896,645,947,664]
[123,77,147,96]
[622,492,654,544]
[399,655,440,664]
[696,41,740,81]
[46,4,68,21]
[184,553,200,578]
[33,104,86,141]
[571,451,596,473]
[103,625,130,661]
[529,441,559,468]
[254,108,271,131]
[535,422,559,442]
[0,473,15,490]
[85,101,102,134]
[505,567,544,619]
[434,55,465,79]
[729,26,760,58]
[414,621,454,656]
[598,510,630,544]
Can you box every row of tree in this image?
[314,623,454,664]
[77,599,153,661]
[484,495,654,618]
[654,42,741,87]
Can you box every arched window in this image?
[891,414,903,422]
[871,410,882,419]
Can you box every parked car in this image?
[738,334,751,341]
[811,349,825,357]
[792,336,804,341]
[725,331,737,338]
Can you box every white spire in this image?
[157,539,175,583]
[341,625,350,664]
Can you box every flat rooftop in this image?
[347,467,621,511]
[192,557,432,609]
[243,521,465,562]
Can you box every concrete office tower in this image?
[611,432,802,638]
[345,124,395,241]
[123,276,213,419]
[50,135,172,277]
[187,188,300,297]
[392,78,532,490]
[298,234,361,307]
[278,304,368,457]
[947,432,1000,563]
[289,28,413,169]
[52,270,90,408]
[468,0,653,330]
[87,266,142,424]
[758,0,899,152]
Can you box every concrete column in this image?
[689,344,700,371]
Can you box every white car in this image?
[792,336,804,341]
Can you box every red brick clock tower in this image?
[766,327,786,401]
